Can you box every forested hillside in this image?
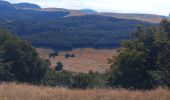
[1,16,153,50]
[21,16,155,50]
[0,1,155,50]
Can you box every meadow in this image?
[37,48,117,73]
[0,83,170,100]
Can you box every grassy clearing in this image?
[0,83,170,100]
[36,48,117,73]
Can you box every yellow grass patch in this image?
[0,83,170,100]
[36,48,117,73]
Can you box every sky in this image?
[5,0,170,16]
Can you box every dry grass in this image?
[0,83,170,100]
[36,48,117,73]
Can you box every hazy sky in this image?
[6,0,170,16]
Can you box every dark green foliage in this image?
[55,62,63,71]
[65,53,69,58]
[44,70,74,87]
[151,19,170,87]
[108,19,170,89]
[72,72,106,89]
[108,49,152,89]
[87,71,107,88]
[49,52,58,59]
[65,53,75,58]
[160,19,170,38]
[0,30,49,83]
[72,73,91,89]
[44,70,106,89]
[20,16,153,50]
[71,54,75,57]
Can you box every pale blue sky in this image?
[5,0,170,16]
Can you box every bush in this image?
[108,20,170,89]
[65,53,69,58]
[43,70,74,87]
[65,53,75,58]
[0,30,49,83]
[72,71,106,89]
[55,62,63,71]
[43,70,107,89]
[71,54,75,57]
[72,73,91,89]
[49,52,58,59]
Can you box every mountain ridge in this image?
[0,0,167,23]
[13,3,41,9]
[0,0,159,50]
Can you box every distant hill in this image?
[39,8,168,24]
[0,0,158,50]
[98,13,166,23]
[42,8,68,12]
[0,0,69,20]
[0,0,168,23]
[0,0,13,10]
[13,3,41,9]
[80,9,98,14]
[65,10,167,23]
[66,11,166,23]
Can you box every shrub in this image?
[55,62,63,71]
[72,71,106,89]
[49,52,58,59]
[108,20,170,89]
[65,53,75,58]
[0,30,49,83]
[43,70,74,87]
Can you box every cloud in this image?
[6,0,170,16]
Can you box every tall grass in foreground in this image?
[0,83,170,100]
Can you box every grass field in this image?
[0,83,170,100]
[36,48,117,73]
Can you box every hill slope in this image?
[80,9,98,14]
[0,0,167,23]
[0,0,156,50]
[99,13,167,23]
[0,15,154,50]
[13,3,41,9]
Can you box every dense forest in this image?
[0,0,155,50]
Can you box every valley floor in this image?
[0,83,170,100]
[37,48,117,73]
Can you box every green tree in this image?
[44,70,74,87]
[72,73,91,89]
[0,30,49,83]
[55,62,63,71]
[72,71,106,89]
[108,20,170,89]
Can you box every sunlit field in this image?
[37,48,117,73]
